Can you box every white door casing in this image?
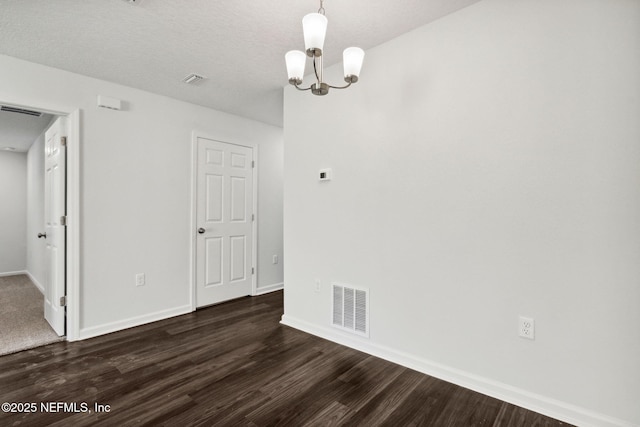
[44,117,67,336]
[195,137,254,307]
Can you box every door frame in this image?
[189,131,259,310]
[0,97,81,341]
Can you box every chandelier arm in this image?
[293,82,313,91]
[327,82,353,90]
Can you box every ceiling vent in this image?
[1,106,42,117]
[182,73,206,85]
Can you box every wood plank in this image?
[340,368,425,425]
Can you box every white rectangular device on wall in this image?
[97,96,122,111]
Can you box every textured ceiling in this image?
[0,0,480,127]
[0,108,54,152]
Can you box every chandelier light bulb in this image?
[285,50,307,84]
[302,13,328,57]
[343,47,365,82]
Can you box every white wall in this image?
[0,53,284,338]
[257,136,284,292]
[26,130,46,290]
[0,151,27,274]
[282,0,640,426]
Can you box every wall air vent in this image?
[1,106,42,117]
[332,283,369,337]
[182,73,206,85]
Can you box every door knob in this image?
[38,232,47,239]
[197,228,205,234]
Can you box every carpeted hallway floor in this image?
[0,274,63,356]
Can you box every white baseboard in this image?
[280,314,634,427]
[79,305,192,341]
[25,271,45,294]
[0,270,27,277]
[254,282,283,296]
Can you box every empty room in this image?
[0,0,638,426]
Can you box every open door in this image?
[43,117,67,336]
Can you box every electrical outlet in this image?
[273,255,278,264]
[135,273,145,287]
[315,279,321,293]
[518,316,535,340]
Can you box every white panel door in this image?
[196,137,254,307]
[44,117,67,336]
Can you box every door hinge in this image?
[61,136,67,146]
[251,214,255,222]
[251,267,255,275]
[60,296,67,307]
[251,160,255,168]
[60,215,67,226]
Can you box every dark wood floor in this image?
[0,291,570,426]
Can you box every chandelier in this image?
[285,0,365,96]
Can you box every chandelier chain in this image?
[318,0,325,15]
